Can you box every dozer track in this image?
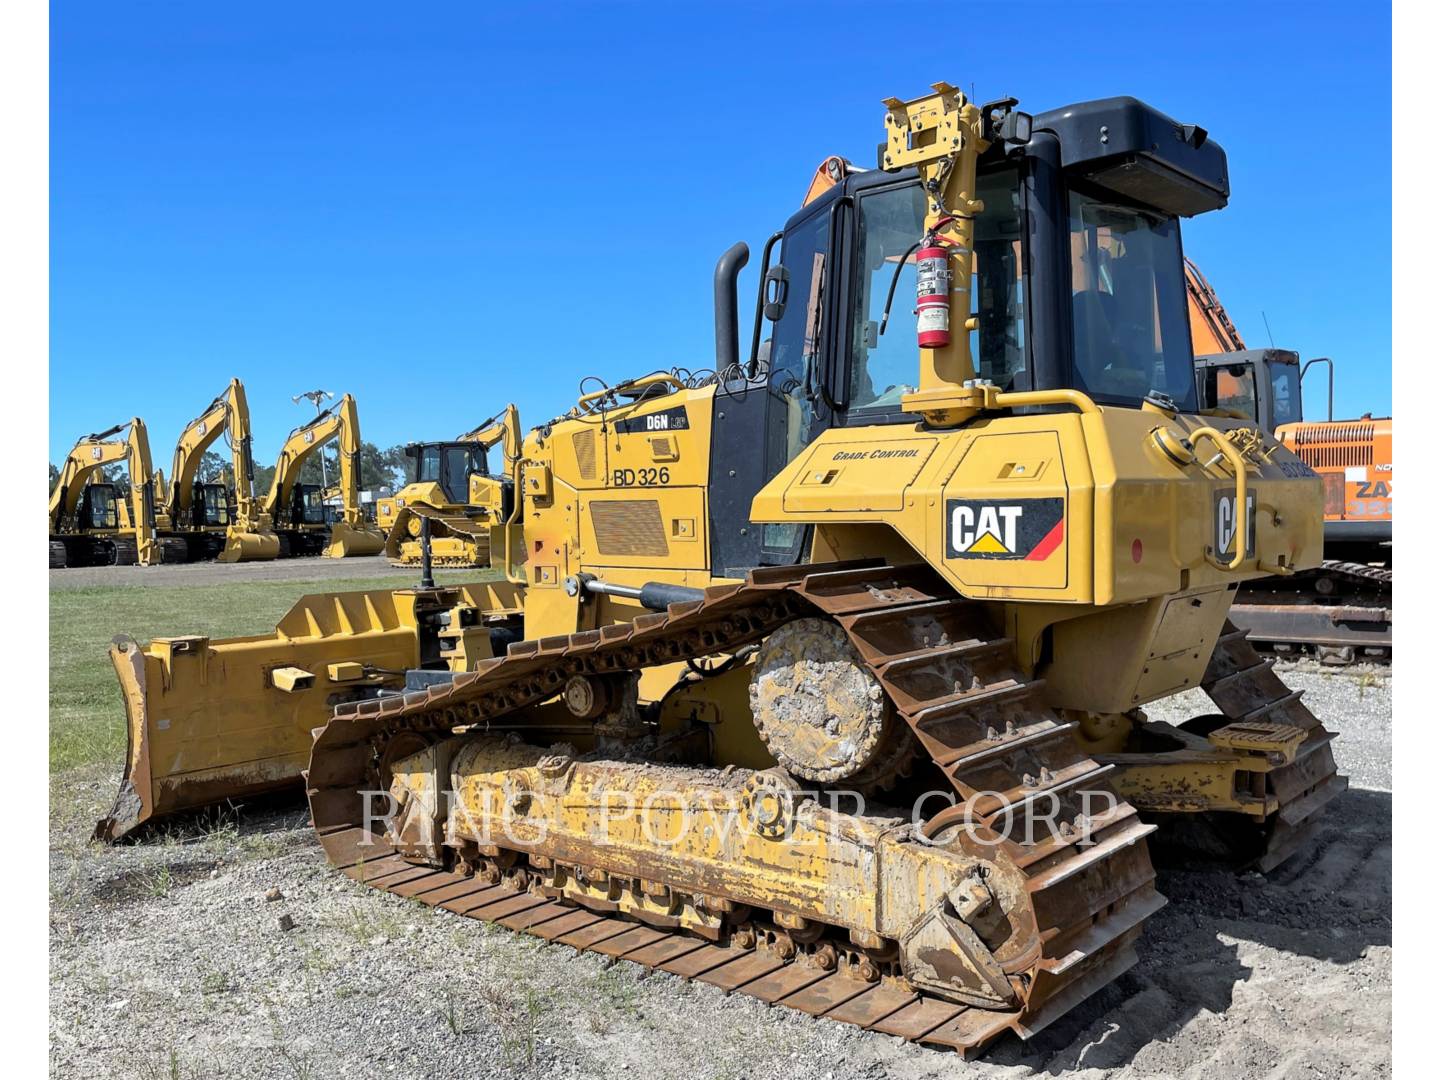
[308,562,1162,1056]
[385,504,492,568]
[1198,622,1349,872]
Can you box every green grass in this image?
[48,572,476,775]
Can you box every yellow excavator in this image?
[377,404,521,569]
[220,392,385,561]
[154,378,278,562]
[98,85,1342,1057]
[49,418,160,568]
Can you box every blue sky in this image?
[51,0,1391,466]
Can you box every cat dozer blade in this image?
[95,582,519,841]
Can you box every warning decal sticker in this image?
[944,498,1066,561]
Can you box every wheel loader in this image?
[96,85,1344,1056]
[377,404,522,569]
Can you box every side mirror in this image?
[763,266,789,322]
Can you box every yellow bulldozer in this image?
[377,403,522,569]
[49,418,161,568]
[220,392,385,561]
[97,85,1343,1056]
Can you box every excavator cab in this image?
[190,482,232,528]
[288,483,327,527]
[1195,348,1303,433]
[77,482,121,530]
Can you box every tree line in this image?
[50,442,414,499]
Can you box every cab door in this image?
[707,198,844,574]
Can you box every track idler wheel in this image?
[749,617,917,788]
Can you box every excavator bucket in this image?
[322,520,386,558]
[217,527,281,563]
[94,581,519,841]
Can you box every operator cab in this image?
[289,483,326,527]
[709,95,1230,574]
[1194,348,1303,434]
[190,482,232,528]
[78,482,120,530]
[405,442,489,505]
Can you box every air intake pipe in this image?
[714,241,750,373]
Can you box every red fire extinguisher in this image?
[914,228,952,349]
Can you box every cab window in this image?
[1271,363,1302,426]
[415,446,442,485]
[846,168,1026,418]
[442,447,477,503]
[1211,364,1258,420]
[1069,192,1195,407]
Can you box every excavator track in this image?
[307,562,1162,1056]
[385,503,492,568]
[156,537,192,564]
[109,536,139,566]
[1197,621,1349,872]
[1230,559,1391,665]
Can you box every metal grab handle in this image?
[576,373,685,413]
[1189,426,1250,571]
[992,388,1100,416]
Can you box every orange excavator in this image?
[1185,259,1391,663]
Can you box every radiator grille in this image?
[572,430,597,479]
[1289,422,1375,469]
[591,500,668,557]
[1296,441,1373,469]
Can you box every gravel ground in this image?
[48,554,418,590]
[49,664,1391,1079]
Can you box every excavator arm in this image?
[1185,256,1246,355]
[461,402,523,577]
[164,378,265,528]
[322,394,385,557]
[457,402,521,460]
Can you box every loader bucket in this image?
[94,587,428,841]
[217,527,281,563]
[322,521,386,559]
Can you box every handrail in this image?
[1189,426,1250,571]
[575,373,685,414]
[992,388,1100,416]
